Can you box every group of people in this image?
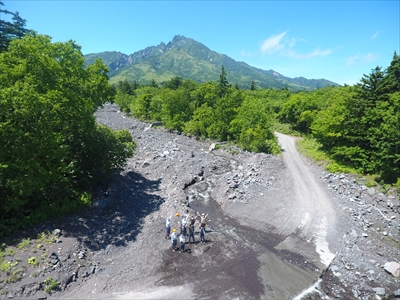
[164,211,209,253]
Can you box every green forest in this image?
[0,2,399,237]
[113,55,400,187]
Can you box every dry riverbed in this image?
[1,103,399,300]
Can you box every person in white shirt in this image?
[171,228,177,251]
[179,214,189,236]
[164,214,172,239]
[179,233,186,253]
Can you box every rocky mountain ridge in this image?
[84,35,339,91]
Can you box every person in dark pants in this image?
[188,221,196,244]
[164,214,172,239]
[199,226,206,243]
[197,211,208,230]
[179,233,186,253]
[189,214,196,227]
[179,214,189,236]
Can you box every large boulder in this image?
[383,262,400,277]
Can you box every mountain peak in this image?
[84,35,339,90]
[171,34,188,43]
[167,35,193,49]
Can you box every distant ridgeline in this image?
[84,35,339,91]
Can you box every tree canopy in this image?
[0,34,135,235]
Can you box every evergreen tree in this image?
[217,66,229,97]
[163,76,183,90]
[380,51,400,94]
[250,80,256,91]
[0,1,28,52]
[118,78,133,95]
[132,80,139,90]
[150,79,158,88]
[356,66,385,102]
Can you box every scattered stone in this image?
[383,262,400,277]
[372,287,385,296]
[367,188,376,196]
[394,289,400,297]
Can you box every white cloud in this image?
[261,31,287,54]
[240,49,252,57]
[346,53,378,66]
[260,31,333,59]
[371,31,380,39]
[287,48,332,59]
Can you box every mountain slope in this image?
[84,35,339,91]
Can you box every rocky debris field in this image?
[0,102,399,300]
[316,172,400,299]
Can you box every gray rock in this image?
[394,289,400,297]
[150,121,162,128]
[349,229,358,238]
[228,193,236,200]
[331,265,339,272]
[372,287,385,296]
[383,261,400,277]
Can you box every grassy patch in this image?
[27,256,39,266]
[3,248,17,257]
[0,261,18,273]
[17,238,31,250]
[36,231,57,244]
[294,135,394,192]
[5,267,25,283]
[297,136,358,174]
[43,277,59,294]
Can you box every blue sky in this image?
[3,1,399,86]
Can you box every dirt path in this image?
[274,133,339,266]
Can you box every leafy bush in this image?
[43,277,59,293]
[27,257,39,266]
[0,261,17,274]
